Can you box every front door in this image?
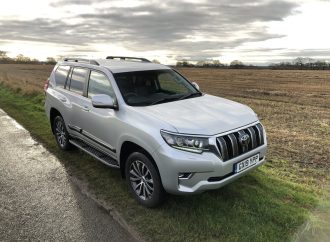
[78,70,118,158]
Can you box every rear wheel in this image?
[53,116,72,150]
[125,152,165,208]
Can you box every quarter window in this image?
[69,68,88,95]
[54,65,70,88]
[88,71,115,99]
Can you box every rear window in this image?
[69,67,88,95]
[54,65,70,88]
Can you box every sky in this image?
[0,0,329,65]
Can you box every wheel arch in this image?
[119,141,161,180]
[49,108,62,134]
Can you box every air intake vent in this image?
[216,123,264,161]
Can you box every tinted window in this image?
[54,66,70,88]
[69,68,88,95]
[88,71,115,99]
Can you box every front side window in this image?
[113,69,200,106]
[54,65,70,88]
[88,71,115,99]
[158,72,188,93]
[69,67,88,95]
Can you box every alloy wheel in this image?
[55,119,67,147]
[129,160,154,200]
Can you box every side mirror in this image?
[192,82,200,90]
[92,94,118,109]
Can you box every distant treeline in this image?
[1,50,329,70]
[0,51,56,65]
[269,58,330,70]
[177,57,330,70]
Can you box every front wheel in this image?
[125,152,165,208]
[53,116,72,150]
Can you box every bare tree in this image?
[230,60,244,68]
[46,57,56,64]
[16,54,31,62]
[196,60,206,66]
[0,50,7,58]
[212,60,221,67]
[0,50,10,63]
[176,60,192,67]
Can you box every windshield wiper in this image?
[178,92,202,100]
[151,96,181,105]
[151,92,202,105]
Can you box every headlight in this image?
[160,130,210,153]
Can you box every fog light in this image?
[178,172,193,180]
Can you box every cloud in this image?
[0,0,300,60]
[280,49,330,57]
[50,0,96,6]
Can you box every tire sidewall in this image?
[125,152,165,208]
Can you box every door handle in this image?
[59,97,66,102]
[81,106,90,112]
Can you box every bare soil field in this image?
[1,64,329,171]
[0,64,53,94]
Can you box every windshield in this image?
[113,69,201,106]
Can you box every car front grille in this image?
[216,123,264,161]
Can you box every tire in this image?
[53,116,72,150]
[125,152,165,208]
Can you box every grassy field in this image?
[0,64,329,241]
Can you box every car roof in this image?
[96,59,171,73]
[58,59,171,73]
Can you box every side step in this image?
[69,138,119,168]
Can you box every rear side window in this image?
[88,71,115,99]
[54,66,70,88]
[69,68,88,95]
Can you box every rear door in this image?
[65,67,90,137]
[50,65,72,124]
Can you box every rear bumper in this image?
[154,143,267,195]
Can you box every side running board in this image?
[69,138,119,168]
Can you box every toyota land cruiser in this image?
[44,56,267,207]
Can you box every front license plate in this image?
[234,154,259,173]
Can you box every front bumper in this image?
[153,142,267,195]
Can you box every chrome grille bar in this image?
[254,123,264,146]
[246,127,257,149]
[216,136,229,161]
[227,133,239,158]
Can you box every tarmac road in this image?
[0,109,136,241]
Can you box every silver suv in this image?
[45,56,267,207]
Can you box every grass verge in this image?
[0,84,328,242]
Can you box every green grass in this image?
[0,84,327,242]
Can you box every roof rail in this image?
[106,56,151,63]
[63,58,99,66]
